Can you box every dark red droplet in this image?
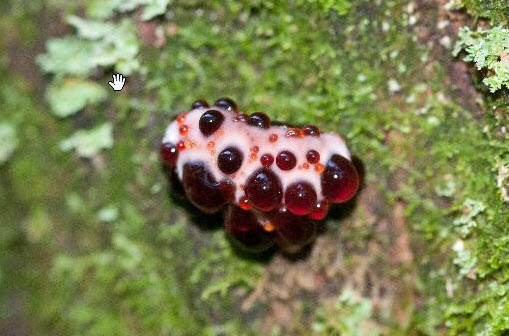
[224,206,274,252]
[260,153,274,167]
[308,200,329,220]
[306,150,320,164]
[199,110,224,136]
[247,112,271,129]
[218,146,244,174]
[214,97,239,113]
[191,99,209,109]
[284,182,317,215]
[276,151,297,171]
[269,208,316,253]
[245,168,283,211]
[302,125,320,137]
[321,154,359,203]
[160,142,179,166]
[182,161,234,213]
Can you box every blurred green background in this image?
[1,0,508,335]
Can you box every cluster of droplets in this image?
[161,98,360,253]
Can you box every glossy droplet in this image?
[179,124,189,135]
[224,206,274,252]
[302,125,320,137]
[199,110,224,136]
[182,162,234,213]
[245,168,283,211]
[177,141,186,151]
[308,200,329,220]
[284,182,317,215]
[218,146,244,174]
[260,153,274,167]
[191,99,209,109]
[315,163,324,173]
[176,113,186,125]
[160,142,178,166]
[239,196,251,210]
[269,134,278,143]
[306,149,320,164]
[214,97,239,113]
[286,128,301,138]
[276,150,297,171]
[247,112,271,129]
[321,154,359,203]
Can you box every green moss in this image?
[461,0,509,24]
[2,0,509,335]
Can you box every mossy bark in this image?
[0,0,508,335]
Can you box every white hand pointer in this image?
[108,74,126,91]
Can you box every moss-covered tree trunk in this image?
[1,0,508,335]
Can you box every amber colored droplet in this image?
[251,146,259,153]
[179,124,189,135]
[315,163,325,173]
[216,129,224,137]
[184,140,192,148]
[263,222,275,232]
[286,128,301,138]
[239,196,251,210]
[269,134,278,143]
[190,142,197,148]
[250,153,258,161]
[303,163,310,169]
[176,141,186,151]
[207,141,215,150]
[176,113,186,125]
[302,125,320,137]
[306,149,320,164]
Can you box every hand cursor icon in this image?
[108,74,126,91]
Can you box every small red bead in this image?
[260,154,274,167]
[306,150,320,164]
[269,134,278,143]
[251,146,259,153]
[286,128,300,138]
[179,124,189,135]
[176,113,186,125]
[176,141,186,151]
[239,196,251,210]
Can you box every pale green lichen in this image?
[453,26,509,92]
[60,122,113,157]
